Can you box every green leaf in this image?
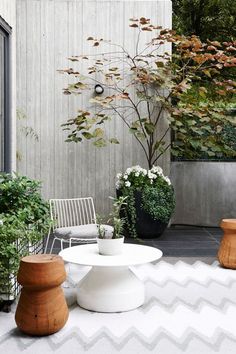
[203,69,211,78]
[144,122,155,135]
[129,127,138,134]
[74,82,88,90]
[93,128,104,138]
[187,119,197,126]
[135,132,146,140]
[189,140,201,149]
[203,125,213,132]
[179,128,187,133]
[153,141,165,151]
[155,61,164,67]
[206,151,216,157]
[93,138,107,147]
[175,121,183,127]
[109,138,120,144]
[82,132,94,139]
[72,137,82,143]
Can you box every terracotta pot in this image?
[15,254,69,336]
[218,219,236,269]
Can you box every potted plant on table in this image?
[97,196,127,255]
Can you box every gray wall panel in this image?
[16,0,172,215]
[170,162,236,226]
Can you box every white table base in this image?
[77,266,145,312]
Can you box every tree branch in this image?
[152,143,171,165]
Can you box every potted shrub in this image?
[97,196,127,255]
[116,165,175,238]
[0,173,51,304]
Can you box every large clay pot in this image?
[117,189,168,239]
[218,219,236,269]
[15,254,69,336]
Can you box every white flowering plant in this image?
[116,165,175,237]
[116,165,171,190]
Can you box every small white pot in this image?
[97,237,124,256]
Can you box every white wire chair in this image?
[44,197,99,254]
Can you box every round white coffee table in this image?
[59,243,162,312]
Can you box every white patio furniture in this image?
[59,243,163,312]
[44,197,113,254]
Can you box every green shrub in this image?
[0,173,51,298]
[141,183,175,223]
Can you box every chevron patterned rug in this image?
[1,260,236,354]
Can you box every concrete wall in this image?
[0,0,16,171]
[16,0,172,215]
[170,161,236,226]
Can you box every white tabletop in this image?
[59,243,162,267]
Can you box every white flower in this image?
[126,168,133,175]
[125,181,131,187]
[116,180,123,189]
[116,173,122,179]
[0,220,3,226]
[151,165,163,175]
[148,171,156,180]
[140,167,147,175]
[135,171,140,177]
[124,165,147,175]
[164,176,171,185]
[123,174,128,180]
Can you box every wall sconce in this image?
[94,84,104,95]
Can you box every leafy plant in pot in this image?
[97,196,127,255]
[116,165,175,238]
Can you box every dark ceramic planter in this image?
[117,189,168,239]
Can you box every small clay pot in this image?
[218,219,236,269]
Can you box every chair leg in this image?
[44,229,51,254]
[49,237,57,254]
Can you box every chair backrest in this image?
[49,197,97,230]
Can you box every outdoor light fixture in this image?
[94,84,104,94]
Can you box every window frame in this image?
[0,16,12,172]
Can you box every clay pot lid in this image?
[21,254,63,264]
[221,219,236,229]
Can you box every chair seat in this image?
[54,224,114,240]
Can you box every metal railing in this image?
[0,239,43,301]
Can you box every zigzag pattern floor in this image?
[1,260,236,353]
